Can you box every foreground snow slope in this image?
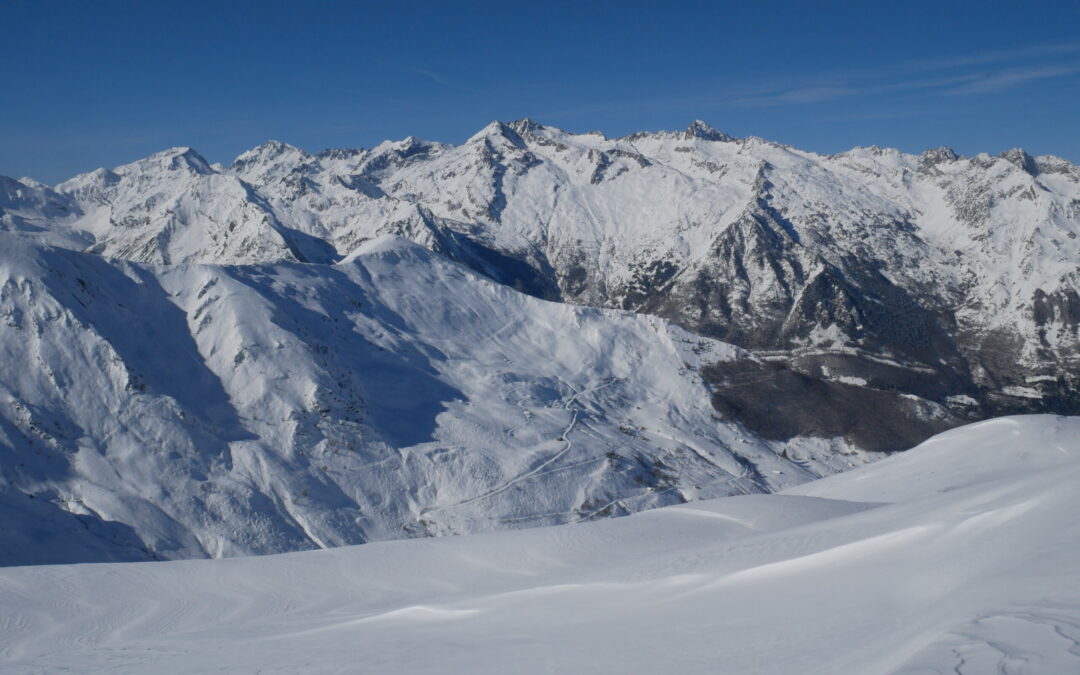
[0,232,863,565]
[2,415,1078,674]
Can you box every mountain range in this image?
[2,119,1078,564]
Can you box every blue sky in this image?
[3,0,1079,183]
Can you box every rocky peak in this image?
[162,147,215,174]
[1034,154,1080,178]
[998,148,1039,176]
[507,118,545,136]
[468,120,527,150]
[54,167,122,200]
[230,140,310,174]
[316,147,366,161]
[686,120,734,142]
[112,147,215,178]
[919,146,960,168]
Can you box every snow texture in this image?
[2,415,1078,673]
[0,232,866,565]
[2,120,1079,563]
[6,120,1079,435]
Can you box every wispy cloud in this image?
[896,41,1080,76]
[818,108,934,123]
[729,41,1080,107]
[948,63,1080,95]
[406,67,475,93]
[733,78,965,107]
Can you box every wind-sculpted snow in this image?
[2,415,1078,673]
[0,233,869,565]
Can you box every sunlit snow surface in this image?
[2,415,1078,673]
[0,232,866,565]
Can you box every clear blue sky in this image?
[3,0,1079,183]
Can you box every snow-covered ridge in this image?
[0,232,865,565]
[5,121,1077,402]
[3,415,1079,673]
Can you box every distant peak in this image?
[256,139,305,155]
[997,148,1039,176]
[17,176,49,190]
[686,120,733,142]
[506,118,543,135]
[1033,154,1078,176]
[468,120,527,148]
[316,147,366,160]
[232,140,309,169]
[919,146,960,166]
[388,135,437,159]
[145,147,214,175]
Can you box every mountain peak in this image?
[686,120,733,142]
[130,147,214,176]
[231,140,310,171]
[919,146,960,167]
[997,148,1039,176]
[506,118,544,135]
[16,176,49,190]
[255,139,306,156]
[468,120,527,149]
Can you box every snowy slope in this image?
[2,415,1078,673]
[0,232,867,565]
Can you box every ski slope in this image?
[3,415,1078,673]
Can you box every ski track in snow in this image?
[425,379,618,515]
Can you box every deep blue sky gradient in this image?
[3,0,1079,183]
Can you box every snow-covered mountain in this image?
[3,415,1079,673]
[2,120,1079,564]
[6,120,1078,450]
[0,232,867,565]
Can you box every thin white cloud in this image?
[736,86,856,106]
[733,75,978,107]
[407,67,475,93]
[896,41,1080,74]
[729,43,1080,107]
[948,63,1080,95]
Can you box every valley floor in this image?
[2,415,1079,674]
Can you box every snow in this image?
[2,415,1078,673]
[0,232,869,565]
[5,118,1078,387]
[2,117,1079,566]
[1000,385,1044,399]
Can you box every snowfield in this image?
[2,415,1079,674]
